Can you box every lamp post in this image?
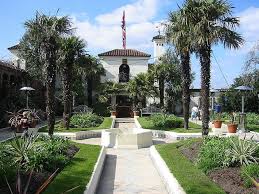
[234,86,253,132]
[234,86,253,113]
[210,89,218,113]
[20,87,35,109]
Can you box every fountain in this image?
[101,118,153,149]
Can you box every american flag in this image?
[121,10,126,49]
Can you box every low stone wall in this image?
[84,146,106,194]
[76,131,101,140]
[150,146,186,194]
[134,117,142,129]
[111,118,116,128]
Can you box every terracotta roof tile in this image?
[98,49,151,57]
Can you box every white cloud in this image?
[228,7,259,56]
[73,0,166,55]
[239,7,259,41]
[95,0,158,25]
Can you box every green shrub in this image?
[151,113,183,129]
[246,113,259,125]
[241,164,259,188]
[93,102,110,116]
[0,143,16,187]
[70,113,104,128]
[197,137,233,173]
[225,137,259,166]
[28,136,71,172]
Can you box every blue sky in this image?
[0,0,259,88]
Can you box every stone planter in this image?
[133,111,139,117]
[227,123,238,133]
[213,120,222,128]
[30,119,38,128]
[110,111,117,117]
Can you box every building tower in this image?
[152,32,165,64]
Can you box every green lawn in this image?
[247,124,259,133]
[138,117,203,133]
[38,117,112,132]
[43,143,101,194]
[156,141,225,194]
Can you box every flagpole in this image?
[122,10,126,49]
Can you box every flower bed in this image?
[0,135,101,194]
[157,137,259,194]
[138,114,203,133]
[38,117,112,133]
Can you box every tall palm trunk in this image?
[62,63,72,130]
[87,77,93,107]
[200,45,211,136]
[159,76,165,108]
[181,50,191,129]
[46,51,56,136]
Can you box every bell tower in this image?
[152,31,165,64]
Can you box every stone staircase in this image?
[114,118,136,128]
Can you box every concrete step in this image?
[115,118,135,123]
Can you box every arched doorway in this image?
[119,64,129,82]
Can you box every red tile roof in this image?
[98,49,151,57]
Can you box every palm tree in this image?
[19,12,72,135]
[166,12,192,129]
[75,56,104,106]
[127,73,154,108]
[181,0,243,135]
[59,36,86,130]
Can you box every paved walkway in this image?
[0,128,14,141]
[96,148,168,194]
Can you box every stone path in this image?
[96,148,168,194]
[0,128,14,142]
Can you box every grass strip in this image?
[156,142,225,194]
[138,117,204,133]
[43,143,101,194]
[247,124,259,133]
[39,117,112,133]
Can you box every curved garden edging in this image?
[150,145,186,194]
[84,146,106,194]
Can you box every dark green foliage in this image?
[0,135,72,176]
[151,113,184,129]
[0,143,17,187]
[28,136,70,172]
[241,164,259,188]
[93,102,110,116]
[219,70,259,113]
[138,116,203,133]
[247,113,259,125]
[197,137,233,173]
[70,113,104,128]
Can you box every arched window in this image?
[119,64,129,82]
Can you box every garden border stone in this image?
[84,146,106,194]
[134,117,142,129]
[150,145,186,194]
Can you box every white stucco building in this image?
[98,49,151,83]
[97,34,167,117]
